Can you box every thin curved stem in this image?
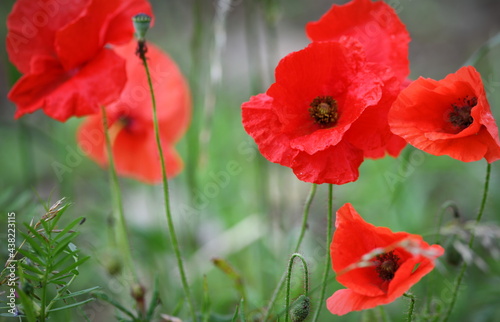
[294,184,317,253]
[285,253,309,322]
[442,162,491,322]
[312,184,333,322]
[262,183,317,321]
[404,293,416,322]
[139,51,196,320]
[101,106,137,282]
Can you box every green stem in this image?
[262,183,317,321]
[139,50,196,321]
[404,293,415,322]
[312,184,333,322]
[285,253,309,322]
[101,106,137,282]
[442,162,491,322]
[294,184,317,253]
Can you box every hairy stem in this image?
[404,293,416,322]
[285,253,309,322]
[442,162,491,321]
[101,106,137,282]
[139,49,196,321]
[312,184,333,321]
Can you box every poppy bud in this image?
[132,13,152,41]
[289,295,310,322]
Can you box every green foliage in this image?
[0,199,96,321]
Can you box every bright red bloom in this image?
[241,40,402,184]
[7,0,153,121]
[327,203,444,315]
[306,0,410,82]
[389,66,500,163]
[77,41,191,183]
[306,0,410,158]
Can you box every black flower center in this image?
[449,96,477,131]
[309,96,338,127]
[118,115,134,132]
[375,251,400,281]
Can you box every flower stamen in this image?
[375,251,400,281]
[449,96,477,131]
[309,96,339,127]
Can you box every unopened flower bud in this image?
[290,295,310,322]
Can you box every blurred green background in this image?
[1,0,500,321]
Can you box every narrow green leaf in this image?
[20,229,47,256]
[52,252,75,271]
[15,287,37,322]
[92,292,136,319]
[47,298,95,312]
[56,286,101,301]
[17,269,44,283]
[18,260,43,276]
[49,256,89,281]
[53,216,85,241]
[17,248,46,267]
[146,277,160,320]
[52,232,80,257]
[232,303,240,322]
[40,217,51,237]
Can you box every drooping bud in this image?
[289,295,310,322]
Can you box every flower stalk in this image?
[133,14,196,320]
[404,292,416,322]
[442,162,491,322]
[101,106,137,282]
[312,184,333,322]
[284,253,310,322]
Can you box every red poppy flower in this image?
[327,203,444,315]
[389,66,500,163]
[306,0,410,82]
[6,0,153,121]
[306,0,410,158]
[241,40,402,184]
[77,41,191,183]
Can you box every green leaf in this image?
[18,271,43,283]
[53,216,85,241]
[20,229,47,257]
[55,286,101,301]
[49,256,89,281]
[231,303,240,322]
[52,251,76,271]
[52,232,80,257]
[146,277,160,321]
[47,298,95,313]
[17,248,46,267]
[18,260,43,276]
[92,292,136,319]
[15,286,38,322]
